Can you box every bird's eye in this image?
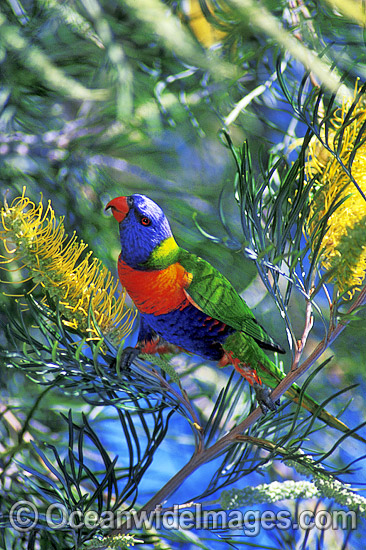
[141,216,151,226]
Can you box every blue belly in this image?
[141,303,235,361]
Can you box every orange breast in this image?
[118,256,191,315]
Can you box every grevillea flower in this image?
[0,189,136,342]
[183,0,228,48]
[306,82,366,298]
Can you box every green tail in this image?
[223,331,366,444]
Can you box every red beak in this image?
[105,196,129,223]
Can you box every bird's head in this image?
[106,194,179,270]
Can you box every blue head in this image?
[106,194,179,270]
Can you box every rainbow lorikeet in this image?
[106,194,363,440]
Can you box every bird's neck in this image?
[143,236,180,270]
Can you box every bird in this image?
[106,193,365,441]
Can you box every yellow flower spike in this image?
[182,0,228,48]
[0,189,137,343]
[306,81,366,299]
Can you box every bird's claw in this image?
[109,347,140,370]
[120,346,140,369]
[253,382,280,414]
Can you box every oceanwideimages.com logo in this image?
[8,500,357,536]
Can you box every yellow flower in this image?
[182,0,228,48]
[0,189,136,342]
[306,82,366,298]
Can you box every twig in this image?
[292,296,313,370]
[322,282,332,308]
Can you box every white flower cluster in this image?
[221,449,366,519]
[221,480,319,510]
[314,477,366,518]
[86,533,142,549]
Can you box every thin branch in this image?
[292,296,314,370]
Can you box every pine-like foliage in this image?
[1,1,366,549]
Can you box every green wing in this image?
[178,249,285,353]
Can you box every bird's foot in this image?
[111,339,180,371]
[119,346,140,369]
[227,353,280,414]
[253,382,280,414]
[109,347,140,370]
